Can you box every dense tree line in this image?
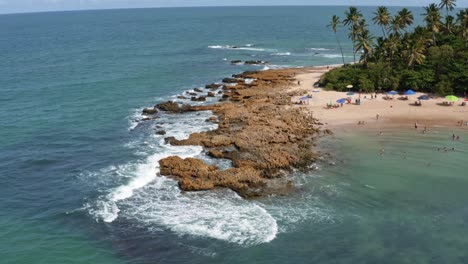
[320,0,468,96]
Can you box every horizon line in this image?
[1,4,466,16]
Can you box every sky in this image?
[0,0,467,14]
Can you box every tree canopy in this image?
[321,0,468,96]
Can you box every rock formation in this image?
[157,68,322,198]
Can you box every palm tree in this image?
[373,6,391,37]
[391,15,403,36]
[343,6,363,66]
[456,9,468,41]
[406,38,426,68]
[423,4,442,45]
[442,15,455,34]
[328,15,346,65]
[386,34,400,66]
[439,0,457,16]
[355,27,375,67]
[398,8,414,32]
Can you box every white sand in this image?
[290,68,468,130]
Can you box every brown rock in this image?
[194,88,203,93]
[142,108,158,115]
[207,149,224,158]
[207,92,215,97]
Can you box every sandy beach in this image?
[291,67,468,131]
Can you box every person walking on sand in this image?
[376,114,380,120]
[414,122,418,130]
[452,134,456,141]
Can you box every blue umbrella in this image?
[336,99,347,104]
[387,91,398,95]
[404,89,416,95]
[346,92,355,95]
[418,95,430,100]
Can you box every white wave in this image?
[128,108,144,131]
[245,43,254,47]
[309,47,332,51]
[208,45,230,49]
[318,54,345,59]
[272,52,291,56]
[208,45,273,52]
[89,143,204,223]
[122,183,278,246]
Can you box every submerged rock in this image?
[191,96,206,102]
[155,130,166,135]
[205,83,222,89]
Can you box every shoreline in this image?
[147,65,466,197]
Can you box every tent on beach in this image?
[404,89,416,95]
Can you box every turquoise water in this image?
[1,6,467,264]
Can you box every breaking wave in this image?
[308,47,332,51]
[208,44,274,52]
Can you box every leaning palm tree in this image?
[355,28,375,67]
[343,6,363,66]
[373,6,391,37]
[328,15,346,65]
[398,8,414,32]
[439,0,457,16]
[423,4,442,45]
[406,38,426,68]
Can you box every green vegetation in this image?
[320,0,468,96]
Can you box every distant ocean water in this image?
[1,6,468,264]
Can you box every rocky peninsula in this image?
[153,68,328,198]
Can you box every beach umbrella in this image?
[387,91,398,95]
[312,89,320,92]
[346,85,353,89]
[346,91,355,95]
[336,99,347,104]
[418,95,430,100]
[445,95,459,102]
[404,89,416,95]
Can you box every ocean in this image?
[1,6,468,264]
